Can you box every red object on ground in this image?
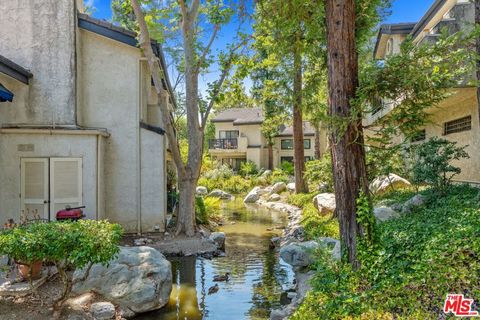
[56,206,85,221]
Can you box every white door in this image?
[20,158,49,220]
[50,158,83,220]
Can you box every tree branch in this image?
[195,24,220,74]
[131,0,185,174]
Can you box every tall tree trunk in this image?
[268,142,274,170]
[293,33,308,193]
[476,0,480,123]
[314,121,321,159]
[325,0,369,269]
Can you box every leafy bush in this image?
[195,196,221,225]
[304,154,334,192]
[0,220,122,308]
[203,164,234,180]
[292,185,480,319]
[366,145,406,182]
[409,137,469,192]
[270,168,290,184]
[280,161,294,175]
[239,160,258,177]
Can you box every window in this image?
[444,116,471,135]
[280,156,294,163]
[219,130,239,139]
[281,139,293,150]
[411,129,426,142]
[304,156,313,162]
[304,139,311,149]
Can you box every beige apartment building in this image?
[209,108,327,170]
[368,0,480,184]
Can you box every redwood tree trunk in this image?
[314,121,321,159]
[325,0,369,268]
[476,0,480,123]
[268,143,274,170]
[293,34,308,193]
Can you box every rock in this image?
[270,308,289,320]
[317,182,330,193]
[208,189,233,200]
[280,238,340,267]
[287,183,296,192]
[313,193,336,214]
[270,182,287,194]
[268,193,281,202]
[209,232,226,251]
[270,237,281,249]
[244,186,269,203]
[133,238,153,246]
[0,255,8,266]
[90,302,116,320]
[402,194,425,213]
[73,246,172,316]
[370,174,411,195]
[261,170,272,177]
[374,206,400,222]
[287,292,297,300]
[196,186,208,196]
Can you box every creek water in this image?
[137,199,294,320]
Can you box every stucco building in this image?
[208,108,328,170]
[368,0,479,184]
[0,0,175,233]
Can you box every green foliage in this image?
[195,196,222,225]
[270,168,290,184]
[239,161,258,177]
[355,191,376,248]
[292,185,480,319]
[0,220,122,267]
[286,193,339,239]
[409,137,469,192]
[203,164,234,180]
[198,174,255,195]
[304,154,334,192]
[366,145,406,182]
[280,161,294,176]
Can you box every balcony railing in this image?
[208,138,238,150]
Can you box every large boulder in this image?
[196,186,208,196]
[209,232,226,251]
[244,186,269,203]
[287,183,296,192]
[268,193,281,202]
[402,194,425,213]
[313,193,336,215]
[73,246,172,317]
[370,174,411,195]
[90,302,116,320]
[270,182,287,195]
[208,189,233,200]
[374,206,400,222]
[280,238,340,267]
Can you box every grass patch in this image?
[292,184,480,319]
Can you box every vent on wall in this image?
[444,115,471,135]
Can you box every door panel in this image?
[50,158,83,220]
[21,158,49,220]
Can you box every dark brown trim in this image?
[140,122,165,135]
[0,55,33,84]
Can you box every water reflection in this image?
[137,200,294,320]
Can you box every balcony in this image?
[208,138,238,150]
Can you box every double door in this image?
[20,158,83,221]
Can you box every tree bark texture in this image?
[268,143,274,170]
[325,0,369,268]
[314,121,321,159]
[476,0,480,123]
[293,34,308,193]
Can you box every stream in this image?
[137,199,294,320]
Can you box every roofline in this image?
[0,55,33,84]
[276,133,315,137]
[233,121,264,126]
[373,23,417,59]
[410,0,447,40]
[77,13,178,110]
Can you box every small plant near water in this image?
[0,220,123,309]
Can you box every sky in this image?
[86,0,437,94]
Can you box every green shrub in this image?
[292,185,480,319]
[195,196,208,224]
[270,168,290,184]
[195,196,222,225]
[408,137,469,192]
[0,220,122,307]
[286,193,316,209]
[366,145,406,182]
[280,161,294,175]
[203,164,234,180]
[304,154,334,192]
[302,203,339,240]
[239,160,258,177]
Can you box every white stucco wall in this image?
[0,0,77,125]
[140,128,166,232]
[78,29,142,232]
[0,133,99,223]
